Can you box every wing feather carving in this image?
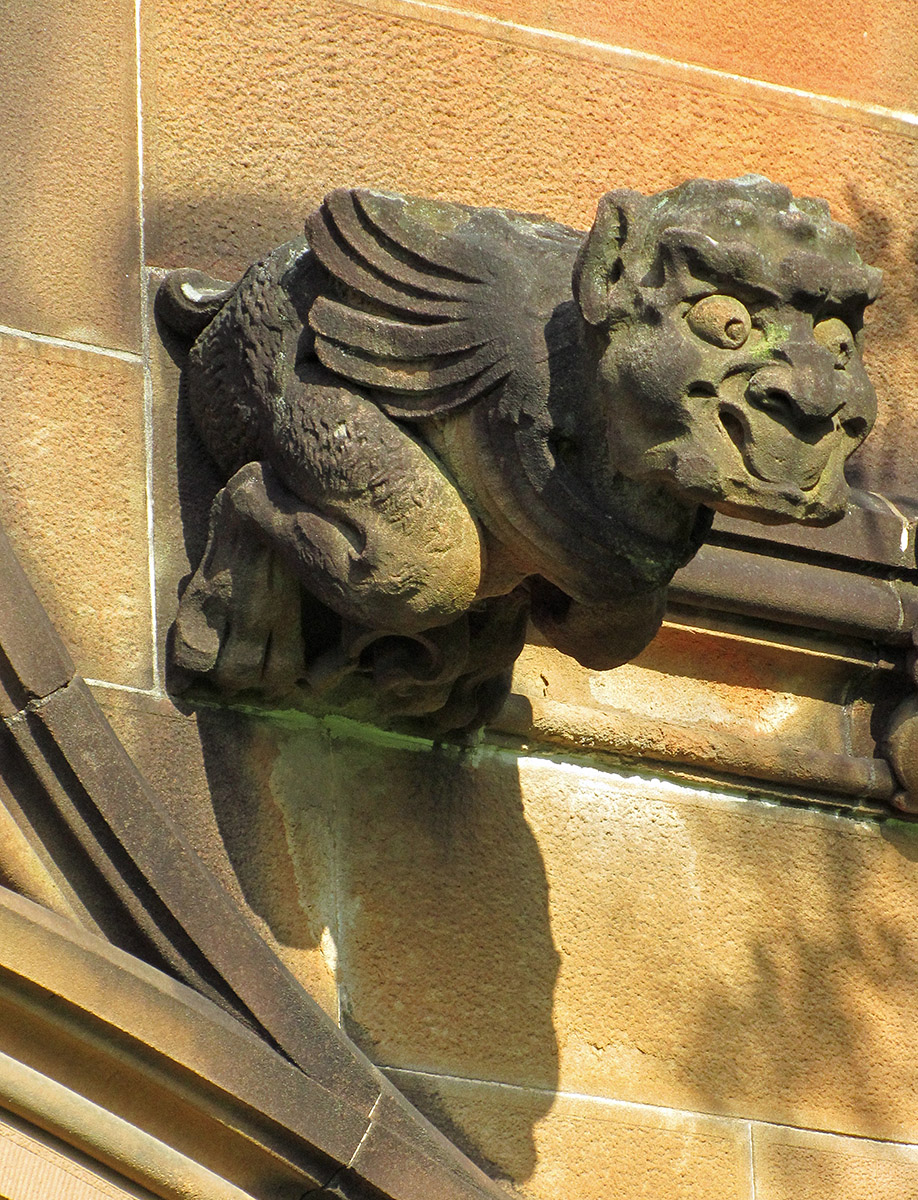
[304,187,581,419]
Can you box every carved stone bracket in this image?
[494,487,918,814]
[157,177,884,747]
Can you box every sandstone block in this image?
[754,1122,918,1199]
[0,334,151,687]
[0,0,140,349]
[390,1070,753,1199]
[97,688,339,1018]
[415,0,918,113]
[325,729,918,1142]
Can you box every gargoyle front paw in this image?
[885,693,918,814]
[172,482,307,697]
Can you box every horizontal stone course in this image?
[388,1070,753,1199]
[361,0,918,114]
[754,1123,918,1199]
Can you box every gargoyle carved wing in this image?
[304,188,583,420]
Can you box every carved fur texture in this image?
[158,177,880,735]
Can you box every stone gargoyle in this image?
[157,176,880,735]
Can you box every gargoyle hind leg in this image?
[174,385,486,695]
[235,413,485,641]
[171,483,311,696]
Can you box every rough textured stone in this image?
[97,687,339,1019]
[325,728,918,1143]
[0,334,152,688]
[508,628,895,796]
[141,0,918,502]
[753,1123,918,1199]
[412,0,918,113]
[389,1070,753,1198]
[0,0,140,350]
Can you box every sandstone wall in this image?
[3,3,918,1197]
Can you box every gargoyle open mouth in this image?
[718,402,827,492]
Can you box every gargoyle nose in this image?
[746,362,842,430]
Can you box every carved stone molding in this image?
[497,488,917,813]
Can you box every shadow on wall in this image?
[678,802,918,1141]
[161,331,560,1185]
[192,713,562,1186]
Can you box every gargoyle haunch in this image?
[158,176,880,735]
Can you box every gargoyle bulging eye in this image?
[686,295,751,349]
[813,317,855,365]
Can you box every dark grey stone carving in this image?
[157,177,880,735]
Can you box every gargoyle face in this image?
[575,177,881,525]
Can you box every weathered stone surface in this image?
[500,627,901,807]
[0,334,152,688]
[322,728,918,1142]
[158,179,879,736]
[141,0,918,504]
[753,1123,918,1199]
[417,0,918,113]
[389,1070,753,1199]
[0,0,140,350]
[97,687,339,1017]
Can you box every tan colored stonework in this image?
[389,1071,753,1199]
[754,1123,918,1199]
[6,0,918,1192]
[502,629,892,804]
[97,688,340,1020]
[0,333,152,688]
[0,0,140,350]
[304,726,918,1144]
[396,0,918,112]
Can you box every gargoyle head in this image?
[573,176,881,525]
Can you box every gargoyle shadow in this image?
[160,317,560,1185]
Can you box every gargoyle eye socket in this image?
[813,316,855,365]
[686,295,751,349]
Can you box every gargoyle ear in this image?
[573,189,643,325]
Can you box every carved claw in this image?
[172,485,307,697]
[885,693,918,814]
[528,577,668,672]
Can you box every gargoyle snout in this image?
[745,356,843,434]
